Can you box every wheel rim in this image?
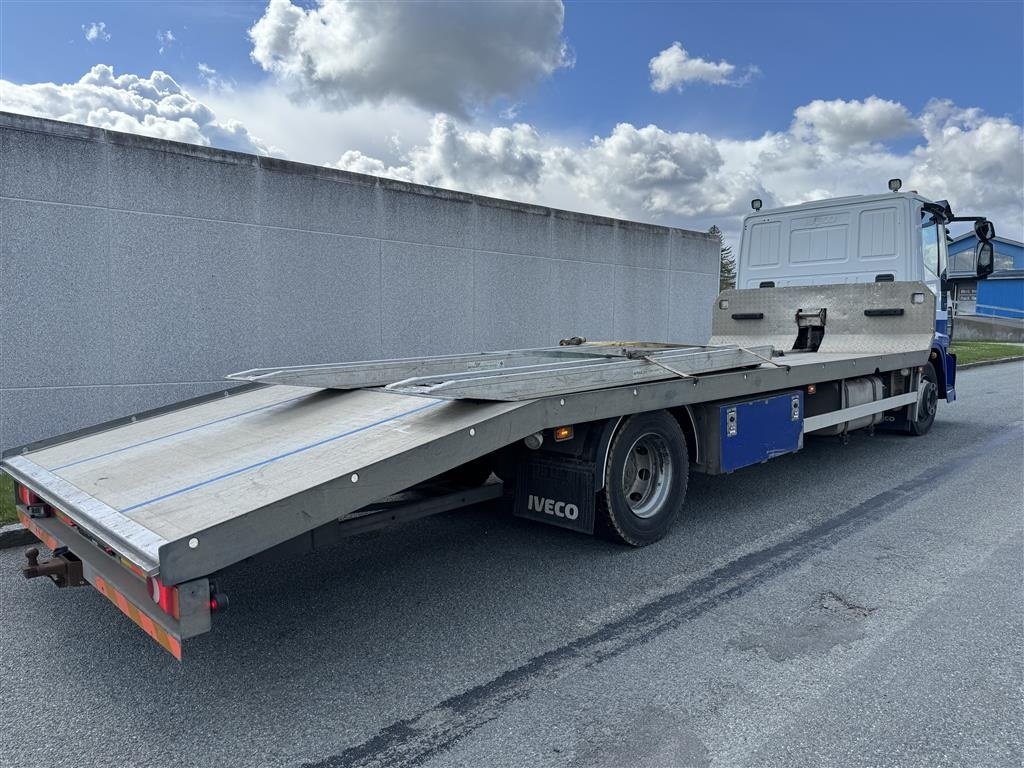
[620,431,673,519]
[920,380,938,421]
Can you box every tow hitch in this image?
[22,547,88,588]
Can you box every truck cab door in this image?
[919,215,947,334]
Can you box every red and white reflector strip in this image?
[15,508,59,551]
[16,508,183,659]
[96,575,182,660]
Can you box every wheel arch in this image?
[668,405,699,466]
[930,346,949,398]
[593,407,698,492]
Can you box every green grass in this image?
[950,341,1024,366]
[0,473,16,526]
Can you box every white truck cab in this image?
[734,181,997,406]
[737,190,948,291]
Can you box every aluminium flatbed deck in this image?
[2,282,935,589]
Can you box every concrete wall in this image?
[0,112,720,454]
[954,315,1024,343]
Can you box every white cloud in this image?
[332,115,548,197]
[793,96,916,149]
[247,0,572,115]
[82,22,110,43]
[156,29,175,55]
[196,63,235,93]
[649,42,755,92]
[570,123,724,216]
[200,82,431,169]
[0,64,276,156]
[325,99,1023,246]
[910,99,1024,240]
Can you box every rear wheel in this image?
[907,364,939,436]
[596,411,689,546]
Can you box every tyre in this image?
[907,363,939,436]
[596,411,689,546]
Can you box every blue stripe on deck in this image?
[120,399,445,514]
[52,392,312,471]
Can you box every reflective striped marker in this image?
[17,510,183,660]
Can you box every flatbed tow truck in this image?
[3,184,996,658]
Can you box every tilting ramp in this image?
[227,342,773,401]
[3,386,525,578]
[383,345,772,400]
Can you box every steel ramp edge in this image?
[224,342,707,391]
[225,345,615,389]
[382,345,774,401]
[1,455,164,574]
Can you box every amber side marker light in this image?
[553,426,574,442]
[806,384,817,395]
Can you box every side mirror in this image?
[974,219,995,241]
[976,240,994,278]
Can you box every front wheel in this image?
[907,363,939,436]
[596,411,689,546]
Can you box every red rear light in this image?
[147,576,180,619]
[16,484,39,506]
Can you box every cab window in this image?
[937,227,948,277]
[920,217,940,278]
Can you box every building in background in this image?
[947,233,1024,320]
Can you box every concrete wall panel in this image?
[669,230,717,275]
[1,200,113,388]
[0,113,719,453]
[475,202,551,260]
[381,187,477,250]
[473,252,556,350]
[257,167,380,239]
[1,128,110,208]
[381,241,476,357]
[107,142,258,224]
[614,224,672,271]
[550,214,619,265]
[106,213,264,382]
[256,228,382,366]
[613,266,672,342]
[669,272,721,345]
[549,259,617,341]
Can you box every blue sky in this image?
[4,1,1022,136]
[1,1,1022,241]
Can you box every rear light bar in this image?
[147,576,180,620]
[16,483,40,507]
[15,483,50,519]
[14,482,152,584]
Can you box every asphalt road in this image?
[2,362,1021,768]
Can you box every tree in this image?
[709,225,736,291]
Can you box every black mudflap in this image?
[514,455,595,534]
